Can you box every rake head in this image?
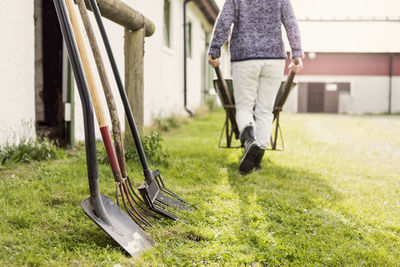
[138,169,190,220]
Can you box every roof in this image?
[193,0,219,25]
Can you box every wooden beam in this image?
[78,0,155,36]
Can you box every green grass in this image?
[1,110,399,266]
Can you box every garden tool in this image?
[75,0,154,223]
[88,0,190,220]
[65,0,151,228]
[53,0,154,256]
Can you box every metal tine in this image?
[125,180,158,218]
[153,203,179,220]
[115,182,151,229]
[119,183,152,228]
[118,186,148,230]
[154,189,190,211]
[126,177,146,205]
[155,175,187,203]
[121,182,153,227]
[152,169,186,203]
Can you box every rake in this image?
[74,0,154,224]
[87,0,190,220]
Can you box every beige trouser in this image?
[231,59,285,149]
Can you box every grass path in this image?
[1,110,399,265]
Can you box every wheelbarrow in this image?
[212,60,298,150]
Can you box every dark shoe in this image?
[240,126,255,148]
[238,126,257,175]
[239,142,264,175]
[254,149,265,171]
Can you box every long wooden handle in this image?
[275,58,300,109]
[65,0,122,181]
[76,0,127,178]
[65,0,106,127]
[211,55,234,106]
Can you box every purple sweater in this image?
[209,0,304,61]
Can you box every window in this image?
[163,0,171,47]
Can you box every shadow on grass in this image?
[225,160,393,265]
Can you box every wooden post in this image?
[124,27,145,132]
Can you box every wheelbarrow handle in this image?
[210,54,234,107]
[275,58,300,109]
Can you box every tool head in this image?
[138,169,190,220]
[81,194,155,256]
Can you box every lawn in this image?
[1,110,399,266]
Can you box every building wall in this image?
[282,53,400,114]
[0,1,35,145]
[72,7,125,142]
[118,0,213,124]
[286,75,397,114]
[71,0,214,141]
[289,0,400,53]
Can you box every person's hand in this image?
[208,55,220,68]
[289,57,303,73]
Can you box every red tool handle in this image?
[65,0,122,182]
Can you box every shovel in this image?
[87,0,190,220]
[53,0,154,255]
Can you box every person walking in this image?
[208,0,304,175]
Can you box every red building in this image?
[283,1,400,114]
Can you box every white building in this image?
[0,0,219,146]
[283,0,400,114]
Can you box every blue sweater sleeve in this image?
[281,0,304,59]
[208,0,236,58]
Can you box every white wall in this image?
[71,4,126,142]
[71,0,214,141]
[0,1,35,145]
[0,0,217,144]
[287,0,400,53]
[392,77,400,113]
[122,0,213,124]
[296,21,400,53]
[291,0,400,17]
[285,75,398,114]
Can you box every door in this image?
[307,83,325,112]
[35,0,73,146]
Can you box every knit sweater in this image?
[209,0,304,61]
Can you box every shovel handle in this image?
[65,0,106,127]
[65,0,122,181]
